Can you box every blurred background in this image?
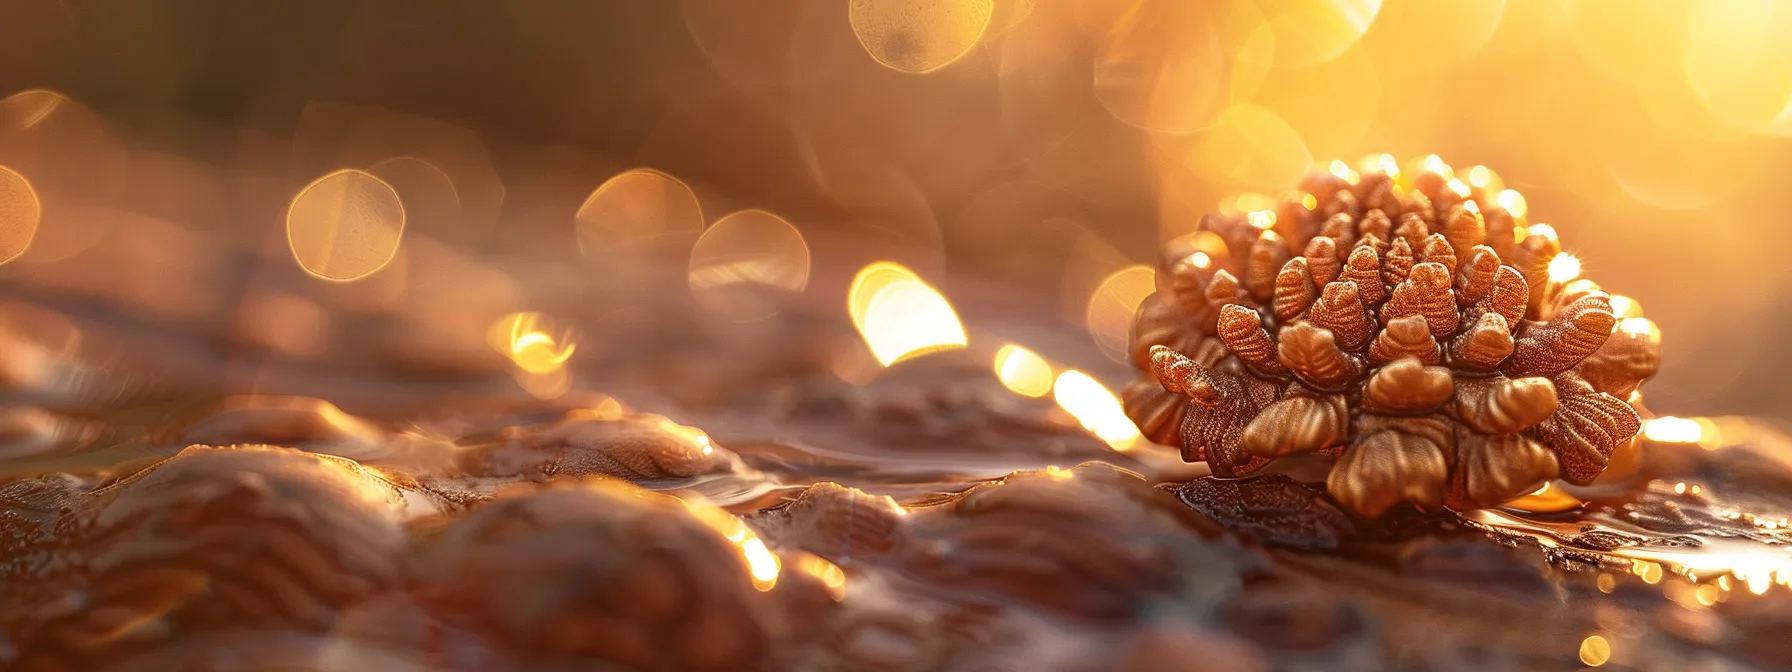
[0,0,1787,423]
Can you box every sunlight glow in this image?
[1546,253,1582,283]
[1053,370,1140,450]
[995,344,1054,397]
[849,262,967,366]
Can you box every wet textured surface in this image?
[0,257,1787,672]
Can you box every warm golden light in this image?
[513,368,571,400]
[511,332,573,374]
[1052,370,1140,449]
[1255,0,1380,67]
[0,165,41,265]
[1635,560,1664,584]
[1247,210,1277,229]
[1191,251,1213,269]
[1644,417,1704,443]
[689,209,812,322]
[1618,317,1657,338]
[1697,584,1722,605]
[848,262,917,320]
[1467,165,1494,189]
[1619,540,1792,597]
[994,344,1054,397]
[1358,0,1503,73]
[741,537,781,591]
[1609,295,1641,319]
[685,502,782,592]
[1299,192,1318,210]
[1232,192,1277,214]
[1360,152,1399,177]
[1496,189,1527,219]
[490,312,577,375]
[1421,154,1452,179]
[365,157,459,246]
[1499,481,1584,514]
[849,262,967,366]
[1086,264,1155,362]
[1445,178,1471,198]
[1091,0,1273,133]
[1251,40,1378,158]
[1476,506,1792,602]
[286,169,407,281]
[1682,0,1792,136]
[1526,223,1559,240]
[487,312,579,400]
[0,89,65,131]
[793,554,847,601]
[576,168,703,265]
[1546,253,1582,283]
[849,0,995,74]
[1329,159,1350,179]
[1201,105,1314,188]
[1579,635,1612,667]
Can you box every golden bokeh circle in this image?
[286,169,407,282]
[1198,104,1313,189]
[994,343,1053,397]
[0,89,64,133]
[0,165,41,265]
[849,0,996,74]
[1256,0,1381,68]
[576,168,704,265]
[849,261,923,328]
[1092,0,1276,133]
[1682,0,1792,136]
[367,156,461,234]
[1578,634,1612,667]
[848,262,967,366]
[1247,43,1378,160]
[688,209,811,322]
[1084,264,1155,363]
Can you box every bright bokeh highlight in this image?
[1084,264,1156,363]
[793,554,848,601]
[1579,635,1611,667]
[1546,253,1581,283]
[488,312,579,399]
[689,209,811,322]
[849,262,968,366]
[684,501,782,592]
[849,0,995,74]
[1052,370,1140,450]
[1644,416,1704,443]
[994,344,1054,397]
[0,165,40,265]
[286,169,406,281]
[576,168,703,264]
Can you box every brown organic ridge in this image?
[1127,160,1659,517]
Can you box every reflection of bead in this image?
[1125,158,1658,517]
